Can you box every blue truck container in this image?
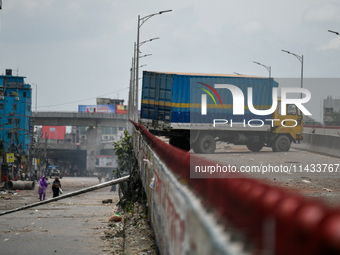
[140,71,301,153]
[141,71,277,124]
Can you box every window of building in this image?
[325,108,333,114]
[0,104,3,110]
[13,104,17,111]
[8,118,12,124]
[27,105,31,112]
[23,92,27,98]
[15,119,20,125]
[102,127,117,135]
[79,126,87,135]
[119,127,124,131]
[7,133,11,139]
[102,127,111,135]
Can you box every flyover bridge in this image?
[32,111,129,172]
[32,111,128,127]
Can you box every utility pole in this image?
[44,133,47,177]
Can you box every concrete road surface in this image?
[192,143,340,208]
[0,177,118,255]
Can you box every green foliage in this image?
[113,130,144,210]
[113,130,136,178]
[124,200,134,212]
[325,111,340,126]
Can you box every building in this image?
[0,69,32,154]
[303,116,322,126]
[96,98,124,105]
[323,96,340,125]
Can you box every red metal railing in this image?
[131,120,340,254]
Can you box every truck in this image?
[48,166,62,179]
[140,71,303,153]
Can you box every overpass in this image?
[32,111,129,173]
[32,111,128,127]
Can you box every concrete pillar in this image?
[86,126,102,172]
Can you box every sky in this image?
[0,0,339,122]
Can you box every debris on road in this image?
[102,201,159,255]
[109,214,122,222]
[323,188,333,192]
[102,199,113,204]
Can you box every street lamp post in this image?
[253,61,271,78]
[135,10,172,121]
[328,30,340,35]
[131,38,157,122]
[134,53,151,121]
[282,50,304,98]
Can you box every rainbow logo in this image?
[198,82,223,105]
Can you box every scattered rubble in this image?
[102,199,113,204]
[102,200,159,255]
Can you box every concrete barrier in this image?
[293,133,340,158]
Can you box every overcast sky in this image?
[0,0,339,122]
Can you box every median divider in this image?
[130,120,340,255]
[295,133,340,158]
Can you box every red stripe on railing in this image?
[130,120,340,254]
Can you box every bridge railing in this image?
[131,120,340,255]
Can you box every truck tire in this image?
[196,134,216,154]
[246,142,264,152]
[192,142,202,153]
[272,135,291,152]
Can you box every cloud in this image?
[234,20,266,37]
[303,3,340,24]
[318,37,340,50]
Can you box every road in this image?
[0,177,118,255]
[192,143,340,208]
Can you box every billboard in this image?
[97,155,117,168]
[78,105,116,113]
[116,105,128,114]
[42,126,66,140]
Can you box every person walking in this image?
[52,177,61,198]
[38,176,48,201]
[98,173,102,183]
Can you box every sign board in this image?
[78,105,116,113]
[116,105,128,114]
[6,153,14,163]
[97,155,118,167]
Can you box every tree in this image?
[113,130,142,208]
[324,111,340,126]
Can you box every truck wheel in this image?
[272,135,291,152]
[246,142,264,152]
[192,142,201,153]
[197,134,216,154]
